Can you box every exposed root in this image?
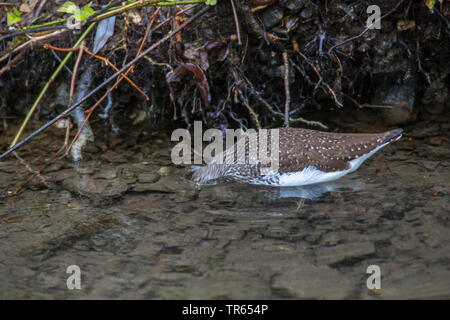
[289,117,328,130]
[231,65,328,130]
[12,151,49,193]
[229,0,241,46]
[297,51,343,108]
[69,69,95,162]
[327,0,405,55]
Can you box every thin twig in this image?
[328,0,404,54]
[230,68,261,128]
[65,6,164,155]
[0,51,25,76]
[289,117,328,130]
[0,29,68,63]
[50,50,73,75]
[282,51,290,127]
[0,25,69,42]
[0,6,211,161]
[229,0,241,45]
[70,41,86,103]
[433,6,450,30]
[9,23,97,148]
[242,67,327,129]
[297,51,343,108]
[416,39,431,85]
[44,43,150,101]
[34,0,48,20]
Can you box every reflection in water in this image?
[191,165,367,200]
[256,175,367,200]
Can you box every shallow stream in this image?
[0,115,448,299]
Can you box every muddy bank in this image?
[1,1,448,133]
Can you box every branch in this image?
[0,6,211,161]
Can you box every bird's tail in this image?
[382,128,403,144]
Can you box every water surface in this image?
[0,120,448,299]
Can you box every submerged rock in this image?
[299,4,314,19]
[137,172,160,183]
[280,0,305,12]
[62,174,129,204]
[271,264,353,299]
[369,32,418,125]
[372,79,417,125]
[315,242,376,266]
[421,76,449,115]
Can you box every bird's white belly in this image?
[261,141,391,187]
[276,166,350,187]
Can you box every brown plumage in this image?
[192,128,403,186]
[276,128,403,173]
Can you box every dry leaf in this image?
[397,20,415,31]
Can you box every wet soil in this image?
[0,111,449,299]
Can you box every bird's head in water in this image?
[191,164,226,185]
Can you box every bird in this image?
[191,127,403,187]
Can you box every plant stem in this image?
[10,22,97,148]
[1,6,211,160]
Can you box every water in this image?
[0,120,448,299]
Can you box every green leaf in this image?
[7,8,22,26]
[205,0,217,5]
[78,4,95,21]
[58,1,79,15]
[58,1,94,22]
[426,0,436,10]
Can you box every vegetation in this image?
[0,1,448,161]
